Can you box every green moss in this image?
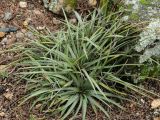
[130,12,139,20]
[65,0,77,8]
[0,71,9,79]
[139,0,151,5]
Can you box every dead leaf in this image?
[3,92,13,100]
[151,99,160,109]
[154,117,160,120]
[0,112,5,117]
[0,32,5,38]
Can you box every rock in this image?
[6,38,16,47]
[21,29,27,33]
[3,12,13,21]
[1,38,8,45]
[65,5,73,13]
[52,18,61,25]
[151,99,160,109]
[35,104,42,109]
[28,3,34,10]
[19,1,27,8]
[1,33,16,47]
[3,92,13,100]
[88,0,97,6]
[36,26,45,30]
[0,27,18,32]
[16,32,24,39]
[0,32,5,38]
[0,112,5,117]
[33,9,42,15]
[153,108,160,117]
[43,0,77,14]
[69,18,77,24]
[140,99,145,104]
[52,4,63,14]
[25,31,34,39]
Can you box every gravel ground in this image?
[0,0,160,120]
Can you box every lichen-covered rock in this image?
[43,0,77,14]
[124,0,160,63]
[135,19,160,63]
[124,0,160,21]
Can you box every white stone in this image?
[19,1,27,8]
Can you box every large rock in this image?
[43,0,77,14]
[124,0,160,21]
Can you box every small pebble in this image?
[141,99,145,104]
[25,31,34,39]
[88,0,97,6]
[35,104,42,109]
[3,12,13,21]
[52,18,61,24]
[6,38,16,46]
[0,112,5,117]
[136,112,140,116]
[33,9,42,15]
[19,1,27,8]
[36,26,45,30]
[1,38,8,45]
[21,29,27,33]
[16,32,24,39]
[69,18,77,24]
[0,27,18,32]
[153,108,160,116]
[7,35,12,39]
[28,3,34,10]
